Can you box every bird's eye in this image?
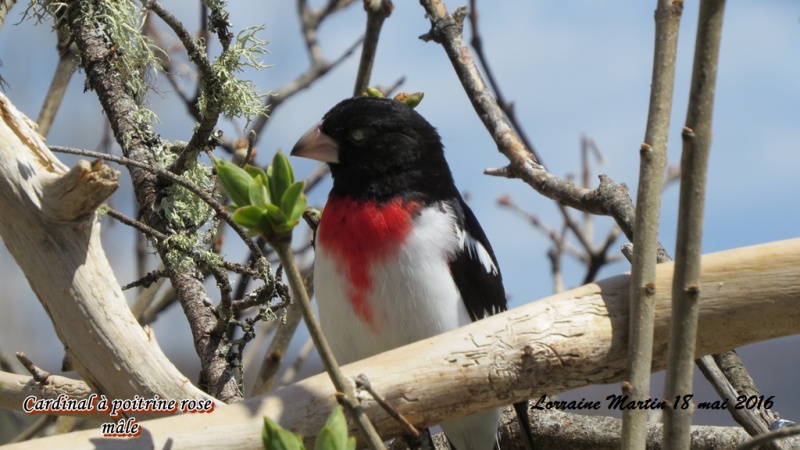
[349,128,368,144]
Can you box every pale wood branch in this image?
[0,371,105,421]
[0,92,214,417]
[4,238,798,449]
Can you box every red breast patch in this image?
[317,197,420,329]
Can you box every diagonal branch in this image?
[418,0,664,257]
[0,91,213,412]
[418,3,778,446]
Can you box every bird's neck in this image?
[328,167,458,204]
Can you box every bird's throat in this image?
[317,197,421,328]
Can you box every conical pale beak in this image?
[290,122,339,163]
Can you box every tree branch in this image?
[0,91,212,412]
[663,1,726,447]
[269,236,386,449]
[7,238,800,448]
[353,0,393,96]
[622,0,683,447]
[66,0,244,401]
[497,405,751,450]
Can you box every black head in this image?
[291,97,458,203]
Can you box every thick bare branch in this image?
[497,405,750,450]
[6,238,800,449]
[0,92,211,411]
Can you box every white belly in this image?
[313,203,499,450]
[314,205,472,364]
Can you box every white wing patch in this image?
[456,227,498,275]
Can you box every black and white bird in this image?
[292,96,510,450]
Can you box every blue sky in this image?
[0,1,798,427]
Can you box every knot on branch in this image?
[419,5,467,43]
[42,159,120,221]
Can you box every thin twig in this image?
[15,352,51,384]
[7,415,58,444]
[702,351,785,450]
[144,0,214,81]
[251,295,305,395]
[353,0,393,96]
[696,356,772,440]
[662,1,726,448]
[248,0,361,138]
[130,269,167,323]
[269,235,386,450]
[621,1,682,447]
[143,11,199,119]
[735,426,800,450]
[106,207,167,241]
[356,374,420,439]
[121,269,166,291]
[50,145,263,259]
[278,338,315,387]
[144,0,223,174]
[496,195,585,262]
[249,37,363,137]
[37,39,78,138]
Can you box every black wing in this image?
[449,199,536,450]
[448,197,507,321]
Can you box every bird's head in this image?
[291,97,457,202]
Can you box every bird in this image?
[291,96,511,450]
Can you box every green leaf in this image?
[315,429,336,450]
[244,164,267,180]
[314,408,351,450]
[363,86,384,98]
[262,417,305,450]
[392,92,424,108]
[264,203,289,225]
[270,150,294,206]
[280,181,307,222]
[232,205,265,229]
[249,177,270,208]
[214,157,253,207]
